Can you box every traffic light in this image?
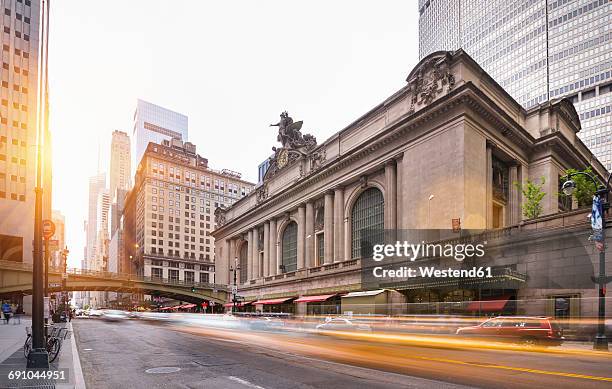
[191,286,196,293]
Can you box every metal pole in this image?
[594,227,608,350]
[27,0,49,369]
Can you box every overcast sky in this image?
[49,1,420,267]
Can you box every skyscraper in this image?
[85,173,105,270]
[0,0,48,267]
[132,99,188,176]
[418,0,612,168]
[110,130,131,198]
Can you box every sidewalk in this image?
[0,316,30,364]
[0,320,85,389]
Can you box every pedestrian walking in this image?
[1,301,12,324]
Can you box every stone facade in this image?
[212,50,607,319]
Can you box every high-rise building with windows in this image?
[132,99,188,176]
[0,0,48,273]
[124,138,254,291]
[418,0,612,168]
[85,173,105,270]
[110,130,131,197]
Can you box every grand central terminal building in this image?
[213,50,610,320]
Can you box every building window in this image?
[151,267,162,279]
[239,243,248,284]
[281,221,298,273]
[351,187,384,259]
[200,272,209,283]
[316,232,324,266]
[169,269,179,281]
[184,271,194,283]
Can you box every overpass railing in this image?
[0,260,229,292]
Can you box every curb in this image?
[68,322,86,389]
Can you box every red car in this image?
[456,316,564,346]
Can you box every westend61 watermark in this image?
[369,240,492,280]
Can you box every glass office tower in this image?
[132,99,188,174]
[418,0,612,168]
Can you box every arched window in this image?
[281,221,298,273]
[351,187,384,258]
[239,243,248,284]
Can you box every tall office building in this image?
[85,173,105,270]
[418,0,612,168]
[110,130,131,198]
[0,0,48,269]
[132,99,188,176]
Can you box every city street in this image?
[72,318,612,389]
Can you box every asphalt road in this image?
[72,318,612,389]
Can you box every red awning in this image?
[252,297,295,305]
[223,302,253,308]
[181,304,196,309]
[466,295,511,312]
[294,294,338,303]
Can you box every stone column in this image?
[297,205,306,269]
[385,160,397,233]
[334,187,344,262]
[269,218,277,276]
[247,230,253,281]
[509,164,519,225]
[276,220,282,275]
[228,239,236,285]
[223,239,230,285]
[324,191,334,264]
[305,201,315,267]
[251,227,259,279]
[263,222,270,277]
[486,145,493,229]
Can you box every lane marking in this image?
[227,376,267,389]
[406,354,612,382]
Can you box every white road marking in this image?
[227,376,267,389]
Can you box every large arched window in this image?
[351,187,384,258]
[239,243,248,284]
[281,221,298,273]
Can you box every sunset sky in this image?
[49,0,419,268]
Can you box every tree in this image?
[561,167,597,207]
[515,177,546,219]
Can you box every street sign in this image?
[42,220,56,240]
[231,285,238,294]
[48,239,59,251]
[48,282,60,288]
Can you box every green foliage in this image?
[561,167,597,207]
[515,177,546,219]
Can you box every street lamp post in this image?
[229,257,240,313]
[562,171,612,351]
[27,0,50,368]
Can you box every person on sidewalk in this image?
[1,301,12,324]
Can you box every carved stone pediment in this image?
[406,52,455,115]
[263,111,319,182]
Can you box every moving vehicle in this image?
[456,316,564,346]
[315,317,372,332]
[248,317,285,331]
[101,309,128,322]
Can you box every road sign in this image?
[48,282,60,288]
[42,220,56,240]
[231,285,238,294]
